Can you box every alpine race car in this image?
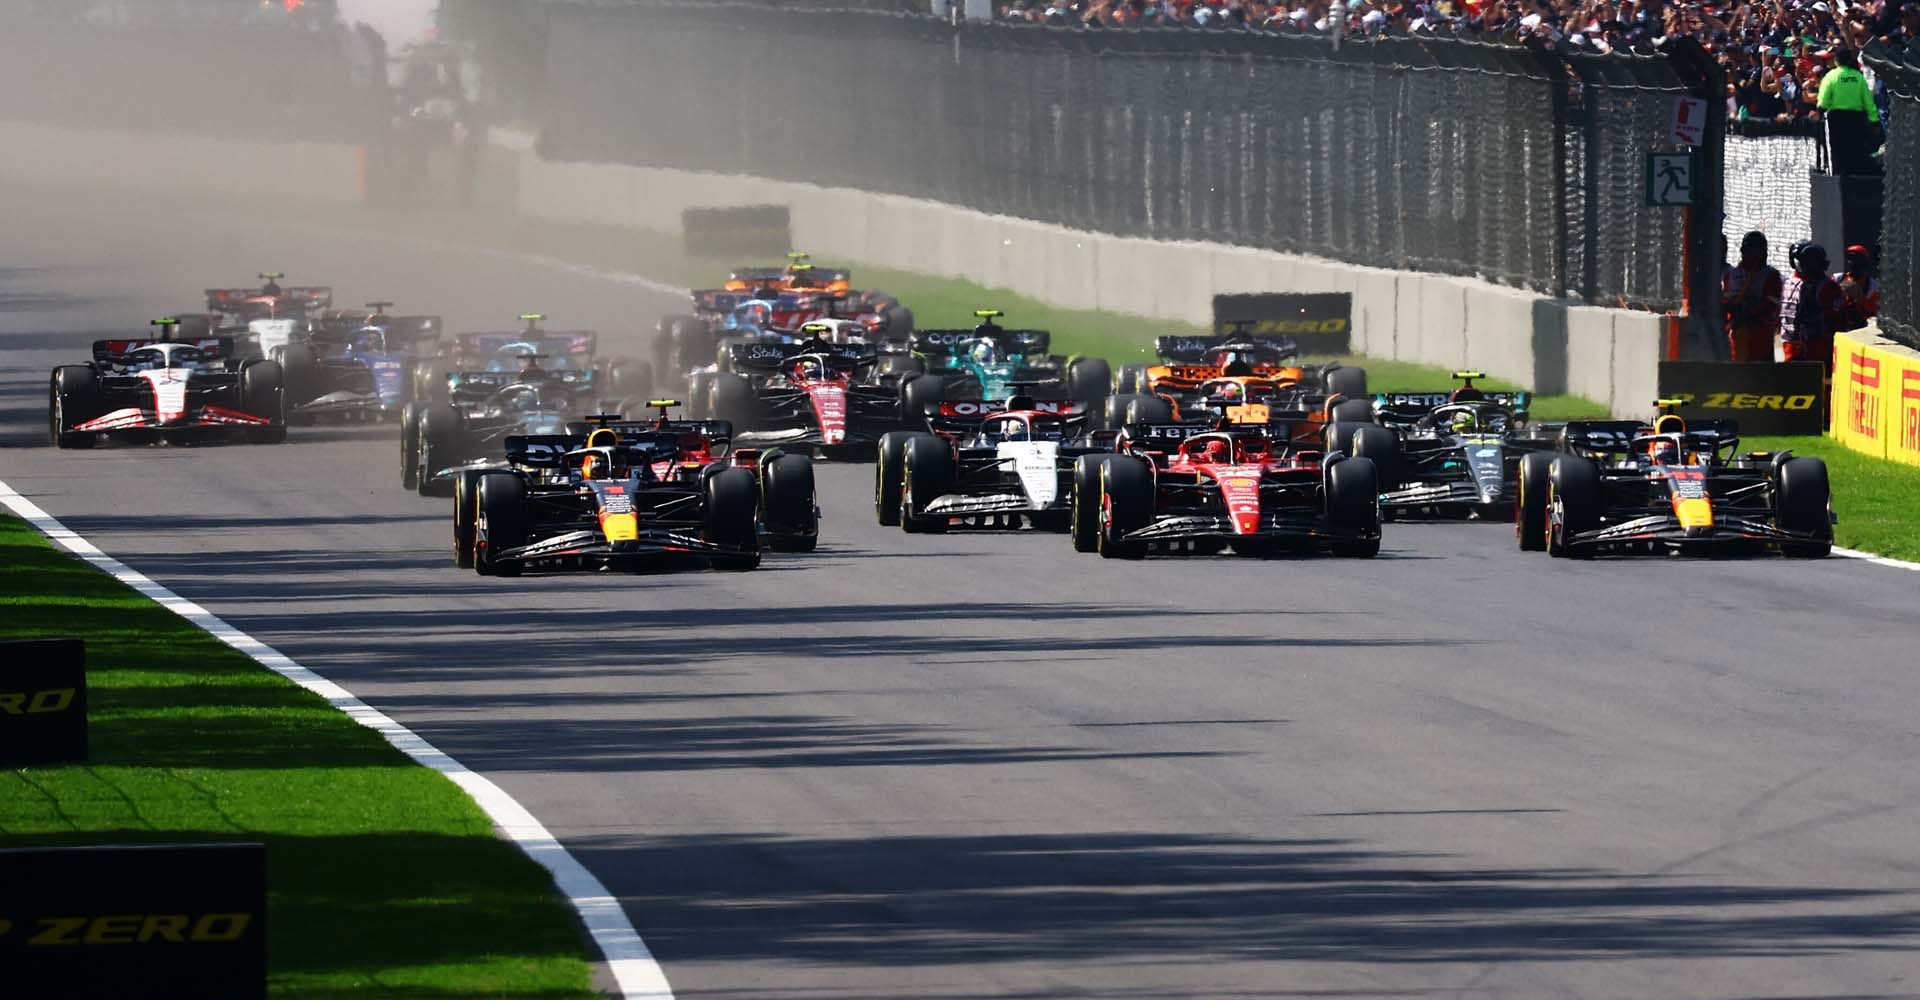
[1516,402,1833,558]
[1104,325,1367,429]
[875,396,1113,532]
[697,335,910,458]
[460,417,815,574]
[1072,419,1381,559]
[1333,373,1560,520]
[904,310,1111,410]
[49,321,287,447]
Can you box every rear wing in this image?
[93,337,233,363]
[442,330,596,361]
[1561,418,1742,453]
[694,289,748,314]
[925,399,1088,434]
[726,340,869,371]
[1373,390,1532,417]
[504,429,710,467]
[205,286,332,310]
[912,328,1052,356]
[452,369,595,395]
[1152,333,1298,363]
[562,419,733,444]
[1120,422,1213,448]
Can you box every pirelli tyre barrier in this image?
[0,638,86,765]
[1833,326,1920,466]
[1656,361,1826,435]
[1212,293,1352,355]
[0,843,266,1000]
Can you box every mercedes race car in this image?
[403,360,611,496]
[875,397,1112,532]
[904,310,1111,410]
[1517,402,1833,558]
[458,414,817,574]
[1332,373,1560,520]
[49,321,287,447]
[1072,419,1381,559]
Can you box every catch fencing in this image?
[1722,124,1822,276]
[1867,45,1920,350]
[455,1,1716,312]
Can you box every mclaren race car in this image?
[1073,419,1381,559]
[876,396,1113,532]
[1333,373,1560,520]
[1517,401,1834,558]
[904,310,1111,410]
[1107,324,1368,428]
[49,320,287,447]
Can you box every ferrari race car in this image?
[49,321,287,447]
[274,303,443,421]
[696,334,910,458]
[875,396,1112,532]
[457,413,817,574]
[1516,401,1833,558]
[1072,419,1381,559]
[1333,373,1560,520]
[905,310,1111,410]
[1103,326,1367,430]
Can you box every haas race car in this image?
[1335,372,1559,520]
[875,397,1113,533]
[1517,401,1834,558]
[1073,417,1382,559]
[458,410,817,575]
[49,320,287,448]
[204,272,334,358]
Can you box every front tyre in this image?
[1515,452,1553,551]
[473,473,527,577]
[1097,456,1153,559]
[1326,456,1381,558]
[705,467,761,570]
[1071,454,1116,553]
[453,469,483,568]
[875,431,913,526]
[900,433,954,534]
[50,365,98,449]
[762,453,819,552]
[1546,456,1601,559]
[1775,456,1832,558]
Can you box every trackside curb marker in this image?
[0,481,675,1000]
[1834,545,1920,572]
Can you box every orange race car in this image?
[1103,327,1372,438]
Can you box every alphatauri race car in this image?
[875,397,1112,532]
[49,321,287,447]
[1333,373,1560,520]
[1516,401,1833,558]
[1073,418,1381,559]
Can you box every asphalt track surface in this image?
[5,185,1920,1000]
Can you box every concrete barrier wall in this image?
[510,148,1665,415]
[0,121,363,206]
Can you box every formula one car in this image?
[417,315,650,406]
[903,310,1111,411]
[1332,373,1560,520]
[1105,325,1367,429]
[1516,401,1833,558]
[655,254,913,379]
[403,358,609,495]
[875,396,1112,532]
[275,307,443,422]
[48,320,287,447]
[460,413,816,574]
[205,273,333,357]
[1072,418,1381,558]
[698,333,909,458]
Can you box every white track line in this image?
[1834,546,1920,572]
[0,480,675,1000]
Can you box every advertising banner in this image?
[1211,293,1352,355]
[1656,361,1826,435]
[0,638,86,765]
[682,205,792,259]
[1830,328,1920,464]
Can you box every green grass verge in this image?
[387,212,1608,422]
[0,515,597,998]
[1743,436,1920,562]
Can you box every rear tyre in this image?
[1350,424,1400,494]
[279,344,320,406]
[1066,357,1113,410]
[473,473,527,577]
[1114,364,1145,395]
[1323,420,1368,458]
[875,431,913,526]
[608,358,654,401]
[1124,394,1174,426]
[901,374,946,429]
[1329,398,1373,425]
[687,371,714,419]
[762,453,818,552]
[901,433,954,533]
[876,354,923,380]
[1324,365,1368,400]
[1775,456,1832,558]
[1326,456,1382,558]
[241,360,287,444]
[416,403,466,497]
[452,469,482,568]
[704,467,761,570]
[671,316,716,375]
[1516,452,1553,551]
[49,365,98,449]
[1097,456,1153,559]
[400,402,422,491]
[1547,456,1600,558]
[710,373,758,430]
[1071,454,1116,553]
[1101,393,1137,431]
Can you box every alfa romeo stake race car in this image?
[1333,373,1560,520]
[49,320,287,447]
[904,310,1111,410]
[875,397,1112,532]
[1517,401,1834,558]
[698,334,909,458]
[1072,419,1381,559]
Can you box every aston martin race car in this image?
[1517,402,1833,558]
[459,415,816,574]
[905,310,1111,410]
[1104,325,1367,429]
[875,397,1112,532]
[1072,419,1381,559]
[48,321,287,447]
[697,335,909,458]
[1332,373,1560,519]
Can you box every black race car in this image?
[876,397,1113,533]
[1330,374,1560,520]
[402,363,609,496]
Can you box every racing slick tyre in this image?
[241,360,287,444]
[1546,456,1601,558]
[1323,420,1367,458]
[400,402,422,491]
[1066,357,1113,410]
[1324,365,1368,401]
[278,343,320,409]
[1102,393,1139,431]
[473,473,527,577]
[1071,454,1118,553]
[1329,398,1374,425]
[608,358,654,401]
[1124,394,1174,426]
[1326,456,1382,558]
[881,304,916,340]
[688,370,714,419]
[901,374,947,429]
[704,467,761,571]
[670,316,717,375]
[1350,424,1400,494]
[653,315,685,373]
[1516,452,1554,551]
[1097,456,1153,559]
[414,360,453,406]
[416,403,466,498]
[875,354,923,380]
[453,469,483,569]
[762,453,819,552]
[1114,364,1146,395]
[49,365,99,449]
[1774,456,1832,558]
[710,373,759,430]
[901,433,955,533]
[875,431,914,526]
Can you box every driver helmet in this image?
[352,328,386,354]
[502,386,540,413]
[517,354,545,376]
[1216,381,1245,401]
[580,452,609,480]
[1202,439,1232,464]
[1646,438,1680,465]
[260,277,283,297]
[1448,410,1476,434]
[791,358,825,382]
[970,340,999,366]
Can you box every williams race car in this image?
[875,397,1112,532]
[1517,401,1833,558]
[49,321,287,447]
[1332,373,1560,520]
[275,304,443,422]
